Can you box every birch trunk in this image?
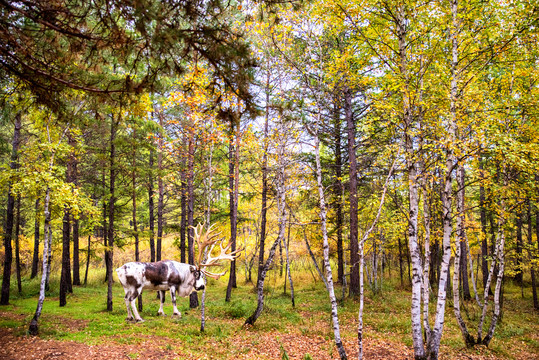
[426,1,459,357]
[396,5,425,356]
[28,186,52,335]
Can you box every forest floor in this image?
[0,265,538,360]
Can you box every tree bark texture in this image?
[71,134,80,286]
[106,115,117,311]
[157,113,164,262]
[149,148,155,262]
[479,156,490,293]
[187,126,198,308]
[1,113,21,305]
[28,186,52,335]
[345,86,359,297]
[333,98,344,284]
[527,197,538,309]
[31,198,41,279]
[257,79,270,287]
[14,196,22,294]
[456,166,471,300]
[226,118,240,301]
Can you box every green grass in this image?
[0,264,538,359]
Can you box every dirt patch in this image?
[0,327,180,360]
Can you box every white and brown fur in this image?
[116,260,205,322]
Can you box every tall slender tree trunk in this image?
[72,217,80,286]
[180,154,187,263]
[333,97,344,284]
[187,125,198,308]
[479,155,490,293]
[106,114,118,311]
[14,196,22,294]
[283,212,294,306]
[61,132,76,305]
[60,205,71,306]
[132,128,142,311]
[345,86,359,297]
[514,205,524,285]
[84,234,90,285]
[28,186,52,335]
[457,166,471,300]
[31,198,41,279]
[157,113,164,262]
[226,117,240,302]
[1,113,21,305]
[257,71,270,287]
[71,133,80,286]
[149,149,155,262]
[526,196,537,309]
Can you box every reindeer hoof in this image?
[158,312,166,317]
[136,318,145,323]
[172,313,181,318]
[126,317,134,322]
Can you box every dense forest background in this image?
[0,1,538,359]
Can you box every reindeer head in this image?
[192,223,243,281]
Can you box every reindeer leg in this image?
[158,290,166,316]
[124,291,134,322]
[130,287,144,322]
[170,286,181,317]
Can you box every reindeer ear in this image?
[190,265,196,273]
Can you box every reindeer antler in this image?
[192,223,244,280]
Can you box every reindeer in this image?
[116,224,241,322]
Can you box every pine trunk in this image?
[187,126,198,308]
[479,156,490,293]
[457,167,471,300]
[180,159,187,263]
[31,198,40,279]
[226,118,240,301]
[14,197,22,294]
[106,115,117,311]
[149,149,155,262]
[345,86,359,297]
[71,135,80,286]
[1,113,21,305]
[527,197,538,309]
[333,98,344,284]
[514,207,523,285]
[157,113,164,262]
